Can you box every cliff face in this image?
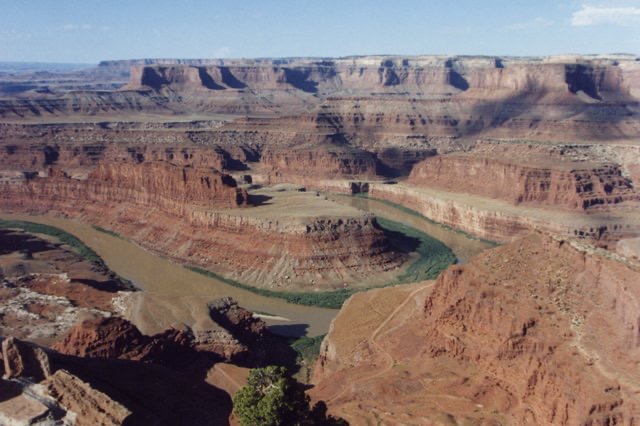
[311,233,640,425]
[0,162,404,289]
[0,121,262,173]
[367,182,640,244]
[258,148,378,185]
[0,90,174,118]
[90,162,247,207]
[123,57,638,100]
[0,162,247,215]
[460,62,630,100]
[52,303,275,366]
[2,55,639,142]
[0,332,233,425]
[408,154,638,210]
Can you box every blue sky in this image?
[1,0,639,63]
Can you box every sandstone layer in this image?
[0,295,301,425]
[311,233,640,425]
[2,55,639,142]
[53,298,295,367]
[367,181,640,244]
[0,332,233,425]
[408,154,638,210]
[0,162,406,289]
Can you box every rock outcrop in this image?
[311,233,640,424]
[2,55,639,141]
[0,228,132,344]
[121,56,638,99]
[408,154,638,210]
[45,369,132,426]
[259,148,378,186]
[51,317,194,363]
[5,161,248,212]
[366,181,640,243]
[54,298,295,366]
[1,337,131,425]
[0,295,280,425]
[2,337,51,381]
[0,333,233,425]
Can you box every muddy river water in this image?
[336,195,493,263]
[0,199,491,337]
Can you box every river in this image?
[335,195,493,263]
[0,200,491,337]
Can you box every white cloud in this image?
[571,5,640,26]
[438,25,473,35]
[506,17,554,30]
[215,46,231,58]
[60,24,110,31]
[0,30,31,41]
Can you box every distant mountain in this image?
[0,62,94,74]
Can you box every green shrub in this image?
[233,366,345,426]
[91,225,122,239]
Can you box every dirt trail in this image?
[326,283,434,407]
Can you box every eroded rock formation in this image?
[0,332,233,425]
[45,369,132,426]
[408,154,638,210]
[53,297,296,367]
[0,161,406,289]
[0,228,132,344]
[311,233,640,424]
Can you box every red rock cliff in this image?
[311,233,640,424]
[409,154,638,210]
[0,162,404,289]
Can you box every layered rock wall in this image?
[408,154,638,210]
[259,148,378,185]
[0,162,247,213]
[3,55,639,142]
[367,182,638,242]
[124,57,638,99]
[0,162,402,288]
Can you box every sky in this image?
[1,0,639,63]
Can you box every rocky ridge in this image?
[0,228,133,344]
[311,233,640,425]
[0,295,296,425]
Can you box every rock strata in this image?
[408,154,638,210]
[0,333,233,425]
[2,337,50,381]
[0,163,405,289]
[46,369,132,426]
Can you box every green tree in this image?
[232,366,346,426]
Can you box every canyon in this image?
[0,226,272,425]
[0,162,407,290]
[0,54,639,425]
